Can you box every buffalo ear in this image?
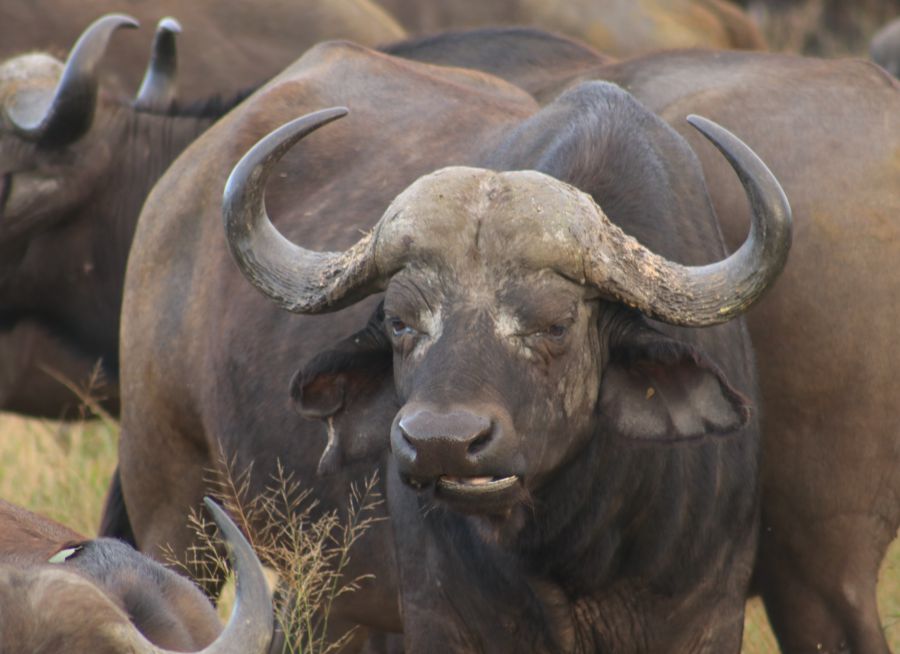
[290,343,393,421]
[599,321,750,442]
[290,367,346,419]
[290,305,395,475]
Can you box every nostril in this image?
[466,429,493,456]
[398,421,415,448]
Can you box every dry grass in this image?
[167,457,384,654]
[0,411,897,652]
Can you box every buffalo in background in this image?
[741,0,900,55]
[0,497,272,653]
[377,0,766,55]
[0,4,405,420]
[0,0,406,102]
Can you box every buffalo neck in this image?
[417,421,759,650]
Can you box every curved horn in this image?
[6,13,138,146]
[194,497,273,654]
[110,498,273,654]
[585,114,792,326]
[134,17,181,112]
[223,107,385,313]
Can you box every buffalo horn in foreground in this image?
[111,497,273,653]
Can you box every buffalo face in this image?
[380,219,603,511]
[223,107,790,517]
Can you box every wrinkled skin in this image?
[377,0,765,56]
[0,500,222,651]
[377,36,900,652]
[118,41,768,652]
[0,0,405,103]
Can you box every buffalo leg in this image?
[756,512,893,654]
[118,414,224,596]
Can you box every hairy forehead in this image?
[387,264,589,311]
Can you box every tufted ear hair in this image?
[290,303,396,475]
[599,315,751,442]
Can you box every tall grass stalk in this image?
[167,457,383,654]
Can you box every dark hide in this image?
[381,27,609,103]
[290,303,395,476]
[0,59,246,419]
[365,37,900,652]
[0,0,407,421]
[118,42,762,653]
[595,49,900,654]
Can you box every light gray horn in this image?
[7,13,138,146]
[110,498,273,653]
[223,107,385,313]
[134,17,181,112]
[586,115,792,326]
[194,497,273,654]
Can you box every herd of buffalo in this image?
[1,1,899,653]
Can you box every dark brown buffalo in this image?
[0,15,228,418]
[0,0,405,102]
[376,0,765,56]
[0,498,272,653]
[348,33,900,652]
[871,17,900,76]
[116,37,792,651]
[309,39,900,653]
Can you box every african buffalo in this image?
[0,5,402,421]
[285,38,900,652]
[0,497,272,653]
[294,39,900,653]
[0,14,238,418]
[0,0,405,102]
[376,0,765,56]
[116,37,791,652]
[871,17,900,76]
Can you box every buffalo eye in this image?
[387,316,417,338]
[545,324,568,339]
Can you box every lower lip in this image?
[436,475,520,495]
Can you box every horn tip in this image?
[108,13,140,30]
[158,16,182,34]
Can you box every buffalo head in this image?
[224,107,790,515]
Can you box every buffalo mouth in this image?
[417,474,524,514]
